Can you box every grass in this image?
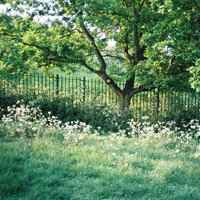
[0,134,200,200]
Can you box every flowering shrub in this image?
[0,102,92,141]
[0,94,132,133]
[0,102,200,145]
[125,118,200,142]
[1,103,50,138]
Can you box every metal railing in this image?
[1,72,200,120]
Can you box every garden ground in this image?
[0,134,200,200]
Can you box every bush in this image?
[1,101,200,142]
[0,94,132,133]
[29,97,132,133]
[1,93,200,135]
[0,94,33,118]
[160,105,200,128]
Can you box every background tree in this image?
[0,0,200,111]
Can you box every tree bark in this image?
[119,93,132,113]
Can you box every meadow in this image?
[1,132,200,200]
[0,104,200,200]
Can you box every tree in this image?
[0,0,200,111]
[190,59,200,92]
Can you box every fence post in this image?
[82,77,86,103]
[56,74,59,96]
[156,87,160,120]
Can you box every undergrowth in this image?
[0,103,200,200]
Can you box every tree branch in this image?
[102,54,126,61]
[0,31,98,73]
[85,9,129,19]
[80,60,98,73]
[132,85,156,95]
[1,24,123,97]
[96,71,123,96]
[132,4,141,63]
[124,31,133,63]
[79,16,107,72]
[84,52,126,61]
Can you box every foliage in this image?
[190,59,200,92]
[1,92,200,134]
[0,103,92,140]
[1,0,200,110]
[162,106,200,126]
[0,94,132,133]
[1,101,200,141]
[30,97,131,134]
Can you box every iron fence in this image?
[0,72,200,120]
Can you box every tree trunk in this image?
[119,94,132,113]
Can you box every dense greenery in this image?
[190,59,200,92]
[1,92,200,135]
[1,0,200,110]
[0,94,132,133]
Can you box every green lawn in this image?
[0,135,200,200]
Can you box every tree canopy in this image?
[0,0,200,109]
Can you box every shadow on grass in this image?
[0,138,200,200]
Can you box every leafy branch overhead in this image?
[0,0,200,110]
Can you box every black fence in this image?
[0,73,200,120]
